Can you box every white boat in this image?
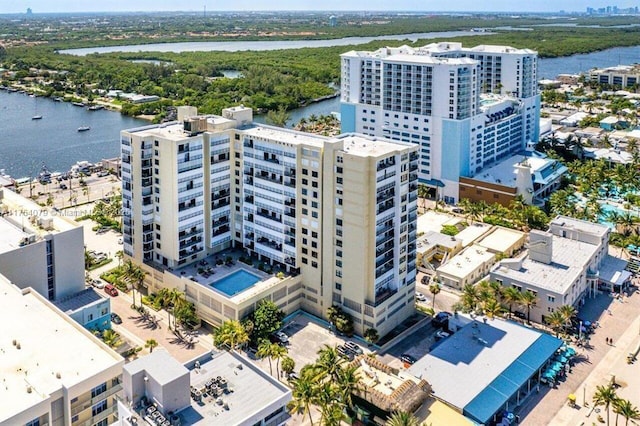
[77,126,91,132]
[32,115,43,120]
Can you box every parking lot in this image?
[248,312,372,379]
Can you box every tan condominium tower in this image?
[121,106,418,336]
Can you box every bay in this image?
[0,92,146,178]
[59,31,485,55]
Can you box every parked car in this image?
[91,279,105,289]
[59,183,67,190]
[104,284,118,297]
[400,353,417,365]
[416,292,428,302]
[344,341,363,355]
[110,313,122,324]
[513,311,527,320]
[452,207,464,214]
[432,311,451,328]
[435,330,451,340]
[271,331,289,345]
[337,345,354,360]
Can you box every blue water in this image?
[210,269,261,297]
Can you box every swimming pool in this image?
[210,269,262,297]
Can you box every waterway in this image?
[59,31,486,55]
[4,44,640,179]
[0,92,146,178]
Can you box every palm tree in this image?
[502,287,521,317]
[429,283,441,309]
[461,284,480,312]
[145,338,158,353]
[519,290,538,324]
[614,398,640,426]
[102,329,122,348]
[336,365,362,411]
[386,411,420,426]
[126,261,147,309]
[314,345,344,382]
[281,356,295,377]
[482,297,504,319]
[214,320,249,351]
[545,311,566,337]
[417,184,430,211]
[593,383,618,426]
[257,339,275,375]
[287,372,318,425]
[115,250,124,267]
[557,304,577,332]
[271,342,288,380]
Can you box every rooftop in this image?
[125,121,197,141]
[0,187,79,254]
[53,287,106,314]
[437,244,495,279]
[417,211,463,235]
[339,133,416,157]
[599,255,632,286]
[550,215,610,238]
[409,316,561,424]
[416,231,461,254]
[492,234,598,294]
[180,351,291,425]
[242,124,329,148]
[0,275,122,421]
[472,154,567,187]
[477,227,526,254]
[455,222,493,247]
[126,349,189,387]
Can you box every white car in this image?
[435,330,451,340]
[416,292,428,302]
[91,279,105,289]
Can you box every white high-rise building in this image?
[121,106,419,336]
[340,42,540,203]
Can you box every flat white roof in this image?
[340,134,415,157]
[550,215,609,238]
[417,211,463,234]
[492,235,598,294]
[126,122,195,142]
[417,230,461,254]
[477,227,526,254]
[437,244,495,279]
[125,349,189,386]
[456,222,493,247]
[0,276,121,420]
[472,154,566,187]
[182,351,291,425]
[0,188,79,254]
[242,125,329,148]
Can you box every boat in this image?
[31,115,43,120]
[77,126,91,132]
[32,97,43,120]
[72,102,85,107]
[88,105,104,111]
[38,164,52,184]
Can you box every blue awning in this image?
[419,178,446,188]
[463,333,563,424]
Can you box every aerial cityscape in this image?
[2,4,640,426]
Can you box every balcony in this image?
[71,383,123,416]
[375,262,394,278]
[255,173,283,185]
[179,228,202,240]
[256,210,282,224]
[377,200,395,215]
[376,253,394,269]
[376,232,394,246]
[180,236,203,249]
[376,189,395,204]
[365,287,398,308]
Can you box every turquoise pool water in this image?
[210,269,262,297]
[599,203,638,228]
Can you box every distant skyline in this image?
[5,1,640,14]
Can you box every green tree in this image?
[145,338,158,353]
[386,411,420,426]
[519,290,538,324]
[287,371,318,425]
[545,311,566,337]
[102,329,122,348]
[266,105,290,127]
[336,365,362,411]
[281,355,295,377]
[249,300,285,343]
[502,286,521,317]
[429,283,441,309]
[363,327,380,345]
[557,304,577,332]
[257,339,275,375]
[593,383,618,426]
[214,319,249,351]
[614,398,640,426]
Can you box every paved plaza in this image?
[520,287,640,425]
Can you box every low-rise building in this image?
[409,314,563,425]
[117,350,291,426]
[490,216,630,323]
[0,186,85,301]
[436,244,496,289]
[0,274,123,426]
[416,231,463,273]
[54,287,112,331]
[476,227,527,258]
[459,153,568,206]
[590,64,640,88]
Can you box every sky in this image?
[2,1,638,14]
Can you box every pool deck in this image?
[170,252,289,303]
